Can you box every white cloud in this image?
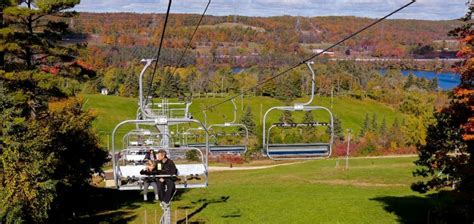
[73,0,469,20]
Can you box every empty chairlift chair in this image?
[138,59,192,120]
[262,62,334,160]
[183,127,212,149]
[207,99,249,154]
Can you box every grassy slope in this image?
[81,94,403,148]
[80,157,433,223]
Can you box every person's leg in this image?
[143,181,150,201]
[163,180,176,203]
[157,181,165,202]
[150,181,159,200]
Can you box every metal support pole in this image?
[345,129,352,170]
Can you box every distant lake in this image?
[380,70,460,90]
[231,67,461,90]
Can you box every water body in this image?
[231,67,461,90]
[380,70,460,90]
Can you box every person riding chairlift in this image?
[144,148,157,161]
[156,149,177,208]
[140,160,159,201]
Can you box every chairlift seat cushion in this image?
[267,143,330,156]
[118,164,206,178]
[210,145,246,153]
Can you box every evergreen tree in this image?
[279,110,294,124]
[404,72,415,89]
[158,69,185,98]
[428,77,439,91]
[0,0,13,69]
[120,71,138,97]
[0,1,107,222]
[359,113,369,137]
[388,117,404,147]
[329,116,344,141]
[302,110,314,123]
[379,116,387,135]
[370,113,378,132]
[2,0,82,71]
[239,106,256,135]
[416,77,429,90]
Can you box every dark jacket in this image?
[144,150,157,161]
[140,167,159,182]
[139,168,160,176]
[157,158,178,180]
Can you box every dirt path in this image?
[209,162,302,171]
[105,154,418,173]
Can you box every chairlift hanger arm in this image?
[230,99,237,124]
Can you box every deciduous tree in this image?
[412,4,474,222]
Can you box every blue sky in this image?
[74,0,469,20]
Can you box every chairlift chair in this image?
[207,99,249,154]
[138,59,192,120]
[262,62,334,160]
[183,127,213,149]
[111,117,209,190]
[121,129,174,164]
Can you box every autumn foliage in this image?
[412,4,474,222]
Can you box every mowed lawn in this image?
[81,157,434,223]
[80,94,404,149]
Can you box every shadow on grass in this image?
[68,187,190,223]
[372,192,454,224]
[67,187,142,223]
[176,196,231,224]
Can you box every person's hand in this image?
[159,178,164,182]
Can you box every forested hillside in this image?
[70,13,461,70]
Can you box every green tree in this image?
[278,110,294,124]
[379,116,387,135]
[330,116,344,141]
[158,69,185,98]
[412,5,474,222]
[2,0,82,71]
[102,67,121,94]
[239,106,256,135]
[404,72,415,89]
[0,0,14,69]
[388,117,404,148]
[0,1,107,222]
[428,77,438,91]
[119,71,138,97]
[302,110,314,123]
[359,113,369,137]
[370,113,378,132]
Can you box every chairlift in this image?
[111,117,209,190]
[120,129,174,164]
[138,59,192,120]
[183,126,212,149]
[262,62,334,160]
[207,99,249,154]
